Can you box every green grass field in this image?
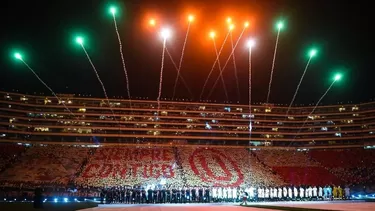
[0,202,98,211]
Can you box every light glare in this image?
[247,39,255,48]
[76,37,83,45]
[14,53,22,60]
[149,19,155,26]
[188,15,194,22]
[161,28,171,39]
[209,31,216,38]
[244,21,249,28]
[334,74,342,81]
[309,49,317,57]
[110,7,116,14]
[227,17,232,24]
[229,24,234,31]
[277,21,284,30]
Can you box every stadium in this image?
[0,91,375,210]
[1,1,374,211]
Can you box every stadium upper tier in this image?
[0,91,374,147]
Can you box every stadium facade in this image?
[1,91,374,148]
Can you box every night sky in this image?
[0,0,372,105]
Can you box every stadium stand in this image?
[254,150,342,186]
[0,145,89,186]
[309,149,375,185]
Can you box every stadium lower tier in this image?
[0,143,374,188]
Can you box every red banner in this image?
[82,163,174,179]
[189,148,244,187]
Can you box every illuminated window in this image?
[352,106,359,111]
[67,100,72,104]
[198,106,205,110]
[236,108,243,112]
[321,127,328,131]
[242,114,254,118]
[265,108,271,113]
[160,111,168,116]
[44,99,51,104]
[272,128,278,131]
[224,107,231,112]
[339,107,346,112]
[78,128,92,134]
[264,141,272,146]
[277,122,283,125]
[78,108,86,112]
[353,113,359,117]
[253,109,260,112]
[205,123,212,130]
[236,126,247,131]
[20,96,28,101]
[150,131,160,135]
[34,127,49,132]
[335,133,341,137]
[288,116,294,120]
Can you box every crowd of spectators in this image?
[254,150,342,186]
[0,145,89,186]
[75,147,184,188]
[178,148,285,188]
[309,149,375,185]
[0,143,373,195]
[0,143,25,171]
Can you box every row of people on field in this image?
[100,186,210,204]
[230,186,350,200]
[99,185,351,204]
